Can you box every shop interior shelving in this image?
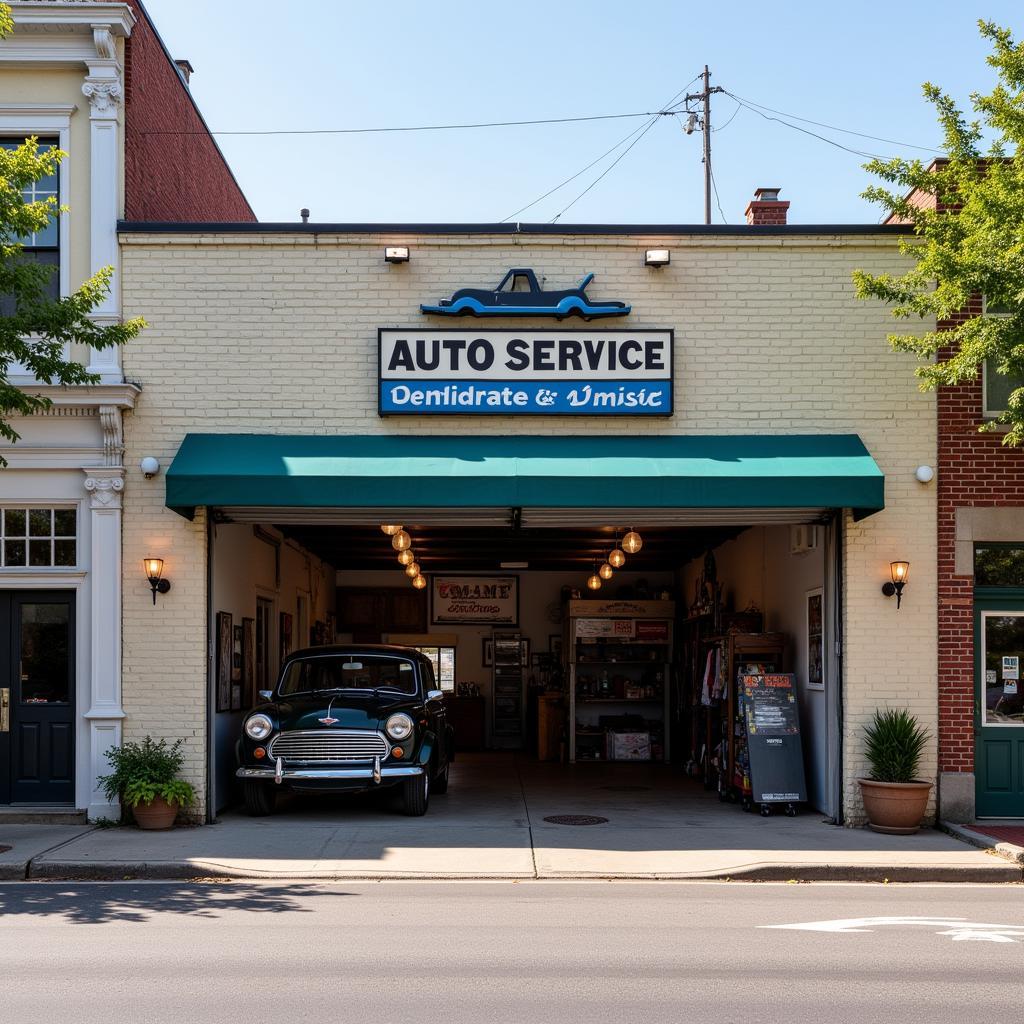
[566,599,674,763]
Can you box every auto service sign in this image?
[378,329,673,416]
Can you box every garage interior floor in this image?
[22,754,1019,880]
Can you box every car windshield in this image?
[278,655,419,697]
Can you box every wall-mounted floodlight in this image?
[644,249,670,268]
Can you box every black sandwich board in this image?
[739,674,806,813]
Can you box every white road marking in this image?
[761,916,1024,943]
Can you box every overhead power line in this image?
[550,115,663,223]
[140,110,680,137]
[726,92,942,155]
[500,76,703,223]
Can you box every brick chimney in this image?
[745,187,790,225]
[175,59,194,85]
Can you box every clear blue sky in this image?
[143,0,1023,225]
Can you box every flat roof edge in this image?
[117,220,908,236]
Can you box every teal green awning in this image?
[166,434,884,519]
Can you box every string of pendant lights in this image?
[586,527,643,591]
[381,523,427,589]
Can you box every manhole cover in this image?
[600,785,652,792]
[543,814,609,826]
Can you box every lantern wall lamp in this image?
[144,558,171,604]
[881,561,909,609]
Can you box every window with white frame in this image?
[0,508,77,568]
[982,296,1024,417]
[411,646,456,691]
[0,138,60,309]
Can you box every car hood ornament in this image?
[420,268,630,320]
[318,695,339,726]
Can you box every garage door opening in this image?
[208,510,841,824]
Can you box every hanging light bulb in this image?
[587,573,602,591]
[397,548,415,566]
[608,547,626,568]
[391,529,411,551]
[411,573,427,590]
[622,528,643,555]
[599,562,613,580]
[380,524,403,536]
[404,561,420,578]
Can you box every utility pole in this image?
[683,66,724,225]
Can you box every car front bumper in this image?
[237,760,424,785]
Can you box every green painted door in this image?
[975,598,1024,817]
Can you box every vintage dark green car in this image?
[236,644,453,816]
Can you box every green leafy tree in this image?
[0,3,144,460]
[853,20,1024,445]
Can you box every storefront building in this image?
[935,297,1024,822]
[116,201,939,826]
[0,0,253,819]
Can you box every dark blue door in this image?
[0,592,75,804]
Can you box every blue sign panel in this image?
[378,329,673,417]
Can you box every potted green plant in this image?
[858,708,932,834]
[99,736,196,830]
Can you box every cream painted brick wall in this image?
[119,232,936,821]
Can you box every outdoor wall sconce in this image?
[139,456,160,479]
[644,248,670,267]
[144,558,171,604]
[384,246,410,264]
[881,561,910,609]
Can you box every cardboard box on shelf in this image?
[606,731,651,762]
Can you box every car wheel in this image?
[242,780,276,816]
[433,759,450,795]
[400,771,430,816]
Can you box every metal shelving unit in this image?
[566,599,674,763]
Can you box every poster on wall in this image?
[807,588,824,691]
[242,617,255,709]
[431,576,518,626]
[216,612,232,713]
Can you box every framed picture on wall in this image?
[242,617,255,709]
[216,611,232,713]
[807,588,824,691]
[431,575,519,626]
[231,624,243,710]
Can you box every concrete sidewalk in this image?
[15,755,1024,882]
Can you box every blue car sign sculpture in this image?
[420,268,630,320]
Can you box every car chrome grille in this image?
[269,730,389,762]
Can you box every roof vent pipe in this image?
[300,208,310,224]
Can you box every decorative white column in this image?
[82,467,126,820]
[83,25,124,383]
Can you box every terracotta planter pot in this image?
[858,778,933,834]
[131,795,180,830]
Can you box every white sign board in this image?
[378,329,673,416]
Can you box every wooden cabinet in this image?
[335,587,427,642]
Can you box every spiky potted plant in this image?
[99,736,196,830]
[858,709,932,834]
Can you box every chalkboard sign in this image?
[740,674,807,804]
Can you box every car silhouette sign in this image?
[420,268,630,320]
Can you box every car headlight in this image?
[385,713,414,742]
[245,713,273,741]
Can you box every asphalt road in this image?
[1,880,1022,1023]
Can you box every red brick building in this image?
[122,0,255,222]
[890,164,1024,822]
